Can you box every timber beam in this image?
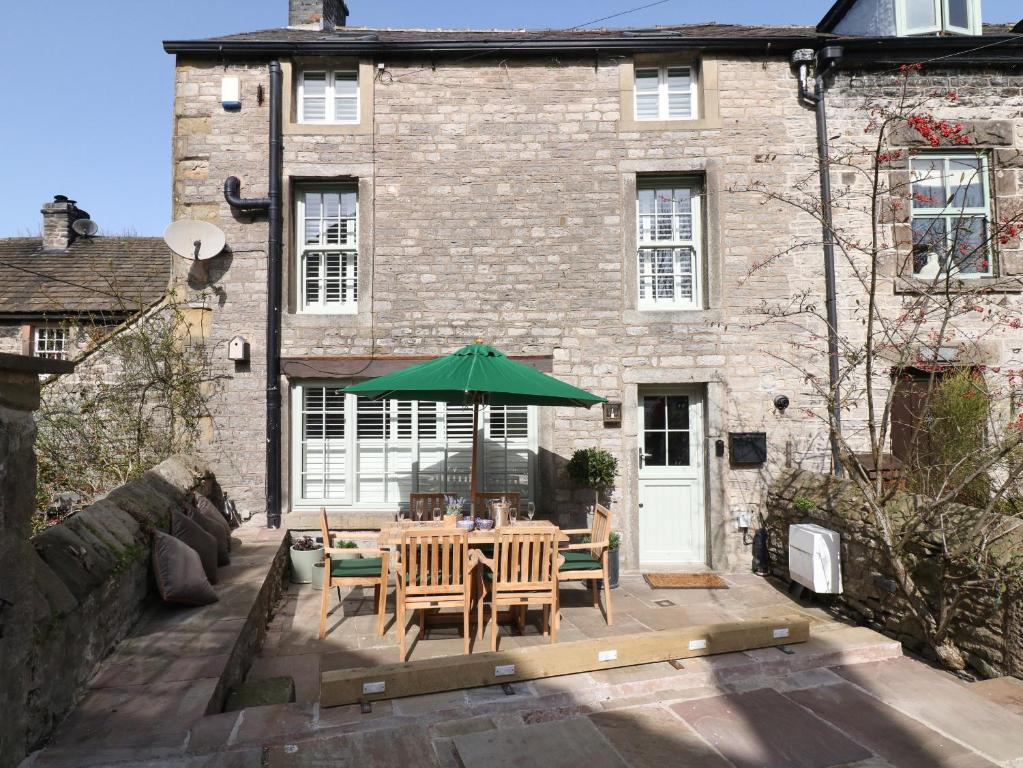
[320,615,810,707]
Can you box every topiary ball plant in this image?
[567,448,618,503]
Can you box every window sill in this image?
[284,121,372,136]
[619,116,723,133]
[624,307,723,324]
[894,276,1022,295]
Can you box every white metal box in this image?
[788,523,842,594]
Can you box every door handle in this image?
[639,447,652,468]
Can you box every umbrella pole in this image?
[470,393,479,516]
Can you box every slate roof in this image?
[0,237,171,317]
[171,21,1019,49]
[193,23,819,45]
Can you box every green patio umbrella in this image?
[344,340,605,511]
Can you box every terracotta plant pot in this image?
[289,544,323,584]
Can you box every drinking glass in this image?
[432,506,442,522]
[509,506,518,524]
[527,502,536,521]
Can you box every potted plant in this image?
[289,534,323,584]
[589,530,621,590]
[607,530,621,589]
[566,447,618,509]
[312,540,360,590]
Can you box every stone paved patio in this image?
[22,523,1023,768]
[250,570,853,703]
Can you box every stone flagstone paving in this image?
[23,567,1023,767]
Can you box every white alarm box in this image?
[788,523,842,594]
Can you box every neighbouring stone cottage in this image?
[163,0,1023,570]
[0,196,173,361]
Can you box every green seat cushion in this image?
[330,557,384,578]
[560,551,603,571]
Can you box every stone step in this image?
[835,657,1023,765]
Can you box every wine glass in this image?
[415,500,424,523]
[527,502,536,521]
[432,506,442,523]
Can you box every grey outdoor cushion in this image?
[152,530,218,606]
[188,499,231,566]
[170,509,219,584]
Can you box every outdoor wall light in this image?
[773,395,790,412]
[602,401,622,425]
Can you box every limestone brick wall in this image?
[0,325,21,354]
[766,468,1022,679]
[819,67,1023,447]
[172,51,849,569]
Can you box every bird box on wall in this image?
[228,335,250,362]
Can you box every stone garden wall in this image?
[13,453,214,762]
[766,468,1023,679]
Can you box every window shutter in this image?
[634,68,661,120]
[333,71,359,123]
[301,72,327,121]
[666,68,693,119]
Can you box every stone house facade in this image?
[163,0,1023,570]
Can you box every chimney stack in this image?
[41,195,89,251]
[289,0,349,30]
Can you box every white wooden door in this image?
[638,390,706,564]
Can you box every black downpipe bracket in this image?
[796,47,844,477]
[223,60,284,528]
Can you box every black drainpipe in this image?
[793,45,844,477]
[224,59,284,527]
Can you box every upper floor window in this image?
[910,153,992,279]
[297,187,358,313]
[34,327,68,360]
[637,179,702,310]
[900,0,980,36]
[634,66,696,121]
[298,69,359,124]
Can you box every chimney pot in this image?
[289,0,349,30]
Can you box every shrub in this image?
[566,448,618,492]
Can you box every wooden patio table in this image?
[377,518,563,547]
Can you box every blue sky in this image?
[1,0,1020,236]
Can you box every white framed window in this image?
[898,0,980,35]
[297,187,358,313]
[290,383,537,509]
[636,180,702,310]
[634,66,696,121]
[298,69,359,124]
[34,327,68,360]
[909,153,993,279]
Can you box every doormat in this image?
[643,573,729,590]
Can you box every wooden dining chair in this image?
[408,492,448,519]
[478,528,559,651]
[473,491,522,515]
[394,528,475,661]
[557,503,613,626]
[318,508,391,640]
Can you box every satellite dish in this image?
[72,218,99,237]
[163,219,226,261]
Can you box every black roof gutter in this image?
[163,36,821,57]
[163,33,1023,65]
